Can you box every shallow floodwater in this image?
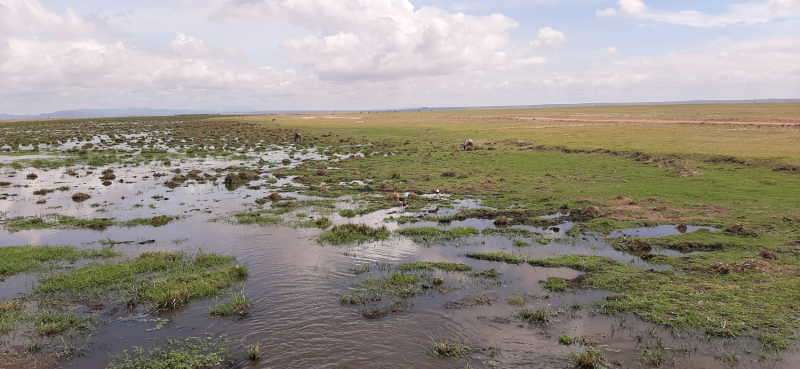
[0,154,797,369]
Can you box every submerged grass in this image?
[107,336,238,369]
[395,226,479,243]
[4,215,182,232]
[208,291,253,316]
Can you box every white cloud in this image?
[217,0,553,80]
[607,46,618,54]
[171,32,241,58]
[529,26,566,50]
[0,0,95,37]
[522,37,800,101]
[597,0,800,27]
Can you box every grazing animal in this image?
[462,139,474,151]
[294,133,302,142]
[272,119,276,122]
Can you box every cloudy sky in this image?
[0,0,798,114]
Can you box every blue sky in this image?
[0,0,798,114]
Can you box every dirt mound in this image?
[733,259,770,272]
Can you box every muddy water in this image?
[0,157,797,369]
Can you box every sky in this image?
[0,0,798,114]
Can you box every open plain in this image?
[1,103,800,368]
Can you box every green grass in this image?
[107,336,237,369]
[464,252,524,264]
[472,268,502,278]
[34,310,95,336]
[318,223,390,245]
[514,308,549,323]
[118,215,176,227]
[395,226,479,243]
[338,209,358,218]
[528,253,800,344]
[34,252,247,309]
[0,245,119,277]
[558,334,574,346]
[541,276,568,292]
[428,341,470,358]
[208,291,253,316]
[482,228,538,238]
[397,261,472,272]
[566,218,639,236]
[611,228,760,252]
[0,300,24,334]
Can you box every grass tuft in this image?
[319,223,391,245]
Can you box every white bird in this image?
[434,188,441,200]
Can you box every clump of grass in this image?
[388,273,419,286]
[0,245,119,277]
[107,336,237,369]
[472,268,501,278]
[514,308,549,323]
[507,295,526,305]
[395,226,479,243]
[208,291,253,316]
[428,340,470,358]
[570,347,606,369]
[34,310,94,336]
[119,215,176,227]
[0,300,24,334]
[397,261,472,272]
[248,342,261,361]
[71,192,90,202]
[338,209,358,218]
[465,252,524,264]
[559,334,574,346]
[340,294,367,305]
[541,277,568,292]
[318,223,390,245]
[512,239,531,247]
[35,252,246,310]
[140,251,183,261]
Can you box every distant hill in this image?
[2,99,798,120]
[0,108,223,120]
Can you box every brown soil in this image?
[0,350,59,369]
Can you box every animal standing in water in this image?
[463,139,474,151]
[294,133,302,142]
[434,188,441,200]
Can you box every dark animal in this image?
[294,133,302,142]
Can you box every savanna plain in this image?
[1,103,799,369]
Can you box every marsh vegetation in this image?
[1,104,799,368]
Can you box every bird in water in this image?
[398,196,407,208]
[434,188,441,200]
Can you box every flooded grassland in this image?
[1,105,800,368]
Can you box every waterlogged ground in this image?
[1,111,800,369]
